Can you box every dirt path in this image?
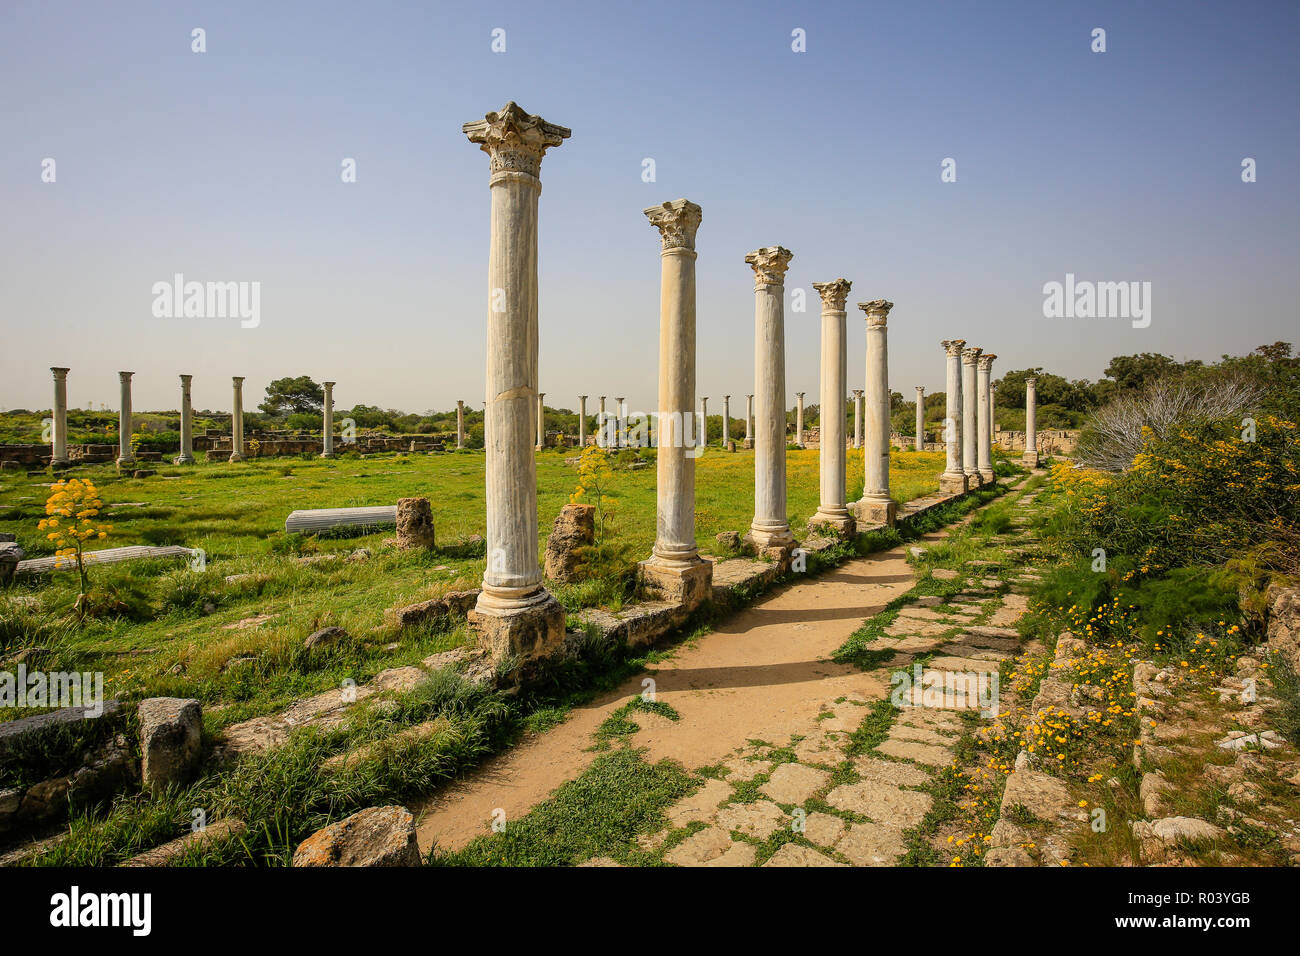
[414,526,951,855]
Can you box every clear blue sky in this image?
[2,0,1297,414]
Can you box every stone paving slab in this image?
[834,822,907,866]
[763,843,844,867]
[876,738,954,767]
[760,763,831,805]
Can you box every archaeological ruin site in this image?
[2,1,1297,938]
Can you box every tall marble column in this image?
[961,346,981,485]
[535,392,546,450]
[794,392,805,448]
[1023,376,1040,467]
[722,395,731,449]
[615,397,626,449]
[699,396,708,448]
[939,340,968,494]
[597,396,607,448]
[638,199,711,606]
[811,279,854,534]
[857,300,896,525]
[230,377,246,462]
[116,371,136,468]
[457,399,466,449]
[744,246,795,553]
[174,374,194,464]
[852,389,864,449]
[744,394,754,448]
[50,367,70,466]
[977,353,996,482]
[320,381,336,458]
[577,395,587,447]
[914,386,925,451]
[462,101,569,658]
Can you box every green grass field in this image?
[0,446,947,728]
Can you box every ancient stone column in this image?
[320,381,336,459]
[174,374,194,464]
[615,397,626,449]
[961,346,981,485]
[638,199,711,607]
[794,392,806,447]
[50,367,70,466]
[597,396,607,448]
[811,279,854,534]
[699,396,708,447]
[456,399,466,449]
[230,376,246,462]
[744,394,754,448]
[852,389,864,449]
[914,386,925,451]
[462,101,569,658]
[744,246,796,553]
[857,300,896,525]
[1023,376,1040,467]
[722,395,731,449]
[535,392,546,450]
[116,371,136,467]
[939,340,967,494]
[977,353,996,483]
[577,395,587,447]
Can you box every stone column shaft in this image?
[597,396,607,448]
[117,371,135,467]
[722,395,731,449]
[699,396,708,447]
[961,347,981,483]
[852,389,863,449]
[175,374,194,464]
[536,392,546,450]
[939,341,967,493]
[794,392,805,447]
[50,367,70,465]
[577,395,587,447]
[811,280,853,533]
[745,246,795,551]
[457,399,466,449]
[858,300,896,525]
[462,101,570,655]
[745,394,754,444]
[1023,376,1040,466]
[230,377,245,462]
[321,382,336,458]
[977,353,996,482]
[914,386,925,451]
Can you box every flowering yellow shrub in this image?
[38,477,111,595]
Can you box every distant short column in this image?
[914,386,925,451]
[321,382,336,458]
[117,371,136,467]
[536,392,546,450]
[744,394,754,447]
[457,399,466,449]
[577,395,587,447]
[50,367,70,466]
[175,374,194,464]
[794,392,805,448]
[230,377,246,462]
[598,396,607,448]
[722,395,731,449]
[1023,376,1040,467]
[852,389,863,449]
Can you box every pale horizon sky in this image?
[2,0,1297,415]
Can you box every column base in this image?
[964,471,983,487]
[1022,451,1039,467]
[173,454,194,465]
[229,453,244,463]
[939,472,968,494]
[744,524,796,560]
[115,457,136,472]
[320,452,335,459]
[979,468,995,483]
[809,509,856,536]
[856,497,897,527]
[637,557,713,611]
[468,591,566,664]
[742,438,754,450]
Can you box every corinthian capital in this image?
[1025,376,1038,388]
[812,278,852,312]
[745,246,793,287]
[644,199,702,251]
[857,299,894,327]
[961,346,982,365]
[977,352,997,371]
[942,339,966,356]
[463,101,571,178]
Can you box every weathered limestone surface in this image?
[577,395,586,447]
[395,496,436,549]
[976,352,996,482]
[852,388,863,449]
[914,385,925,451]
[175,374,195,464]
[17,544,194,576]
[139,697,202,793]
[292,806,420,867]
[116,371,135,467]
[321,381,336,458]
[284,505,396,534]
[544,503,595,582]
[229,376,246,462]
[50,367,69,465]
[1023,376,1040,466]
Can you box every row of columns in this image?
[938,342,1004,491]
